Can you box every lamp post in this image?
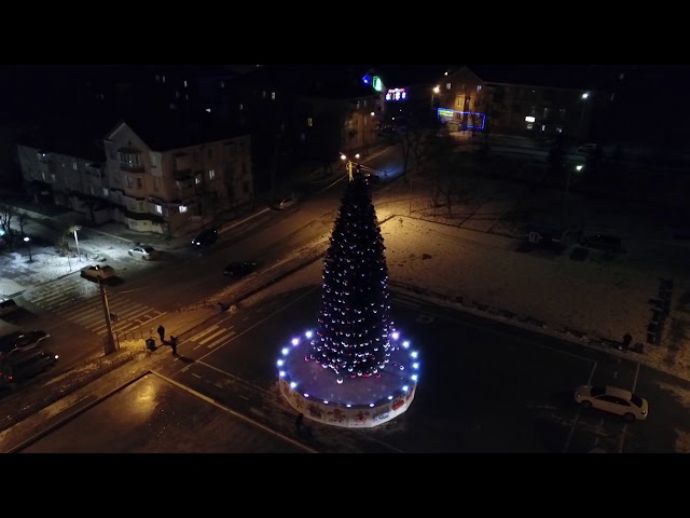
[71,225,82,259]
[23,236,33,262]
[340,153,360,181]
[431,84,441,111]
[94,265,117,355]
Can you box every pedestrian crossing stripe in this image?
[205,329,236,349]
[187,325,236,349]
[198,327,227,345]
[189,325,220,342]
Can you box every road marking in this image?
[205,330,236,349]
[189,325,220,342]
[191,373,202,379]
[198,327,229,345]
[617,362,642,454]
[563,361,598,453]
[150,371,316,453]
[189,286,318,367]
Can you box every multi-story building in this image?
[17,125,113,223]
[16,114,253,236]
[103,117,252,236]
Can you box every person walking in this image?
[170,335,178,356]
[157,324,165,343]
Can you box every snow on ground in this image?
[0,248,86,296]
[382,216,656,345]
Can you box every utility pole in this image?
[96,267,116,355]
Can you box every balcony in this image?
[120,163,146,173]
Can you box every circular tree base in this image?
[277,330,419,428]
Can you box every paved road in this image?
[145,288,690,452]
[22,373,307,453]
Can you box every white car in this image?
[80,265,116,281]
[128,245,158,260]
[574,385,649,422]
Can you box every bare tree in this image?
[0,203,16,240]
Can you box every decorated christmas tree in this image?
[309,168,391,381]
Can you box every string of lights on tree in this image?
[308,167,392,382]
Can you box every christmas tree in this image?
[309,167,392,381]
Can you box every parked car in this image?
[525,224,582,249]
[0,330,50,355]
[128,245,159,260]
[580,233,624,253]
[271,194,298,210]
[80,265,116,281]
[574,385,649,422]
[223,261,258,278]
[1,348,59,384]
[192,228,218,247]
[0,298,19,317]
[577,142,599,154]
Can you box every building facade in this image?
[103,122,252,236]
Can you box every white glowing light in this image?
[304,393,310,398]
[582,92,590,99]
[413,362,419,370]
[575,164,584,172]
[346,403,352,408]
[525,116,536,123]
[369,403,375,408]
[402,340,410,349]
[276,359,284,367]
[291,337,300,346]
[290,381,298,389]
[279,370,286,377]
[411,374,418,382]
[305,330,314,339]
[324,400,329,405]
[410,351,419,359]
[402,385,409,392]
[391,331,400,340]
[281,347,289,356]
[388,395,393,400]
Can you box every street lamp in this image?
[431,85,441,111]
[93,265,117,355]
[70,225,82,259]
[340,153,361,181]
[23,236,33,262]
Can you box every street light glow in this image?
[433,85,441,94]
[354,153,360,160]
[575,164,584,172]
[23,236,30,243]
[581,92,590,99]
[340,154,347,161]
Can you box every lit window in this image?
[161,75,166,83]
[205,108,211,113]
[477,85,482,91]
[525,116,536,123]
[72,161,78,171]
[208,169,215,180]
[271,91,276,100]
[262,91,266,98]
[51,173,56,182]
[307,117,313,127]
[183,80,188,88]
[185,93,189,100]
[239,103,244,110]
[102,188,109,196]
[195,175,202,185]
[446,82,451,90]
[155,204,163,215]
[179,205,188,214]
[41,171,46,181]
[526,123,534,130]
[220,80,225,88]
[155,74,160,82]
[619,73,625,80]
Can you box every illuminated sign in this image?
[436,107,486,131]
[372,76,383,92]
[385,88,407,102]
[525,116,536,123]
[362,74,371,85]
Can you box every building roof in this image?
[17,118,111,163]
[466,65,615,92]
[109,111,248,151]
[372,65,451,89]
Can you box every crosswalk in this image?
[24,277,165,337]
[186,324,236,350]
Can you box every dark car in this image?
[0,330,50,355]
[581,233,624,253]
[223,261,258,278]
[192,228,218,247]
[1,348,59,384]
[0,298,19,317]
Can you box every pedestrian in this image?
[157,324,165,342]
[170,335,178,356]
[295,413,304,435]
[622,333,632,350]
[399,217,404,228]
